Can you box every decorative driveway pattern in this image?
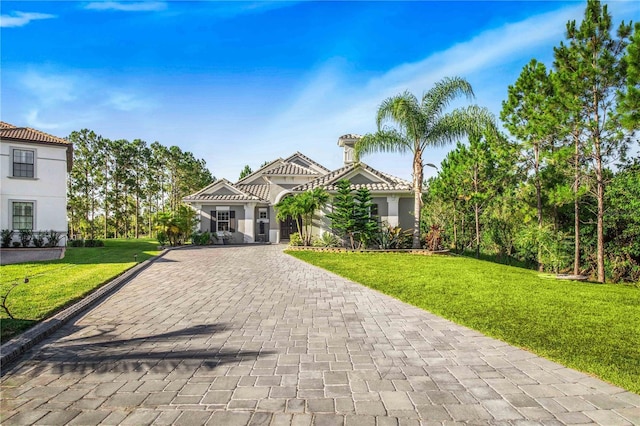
[1,245,639,426]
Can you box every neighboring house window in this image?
[12,202,34,230]
[12,149,35,178]
[371,204,378,217]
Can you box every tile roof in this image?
[283,151,331,173]
[185,194,262,201]
[236,184,271,201]
[184,179,269,202]
[292,162,412,193]
[263,163,319,176]
[0,121,70,146]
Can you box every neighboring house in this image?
[184,134,414,244]
[0,121,72,246]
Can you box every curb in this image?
[0,248,172,370]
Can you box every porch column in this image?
[244,203,256,243]
[386,195,399,227]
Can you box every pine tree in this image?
[553,0,632,282]
[354,187,379,248]
[326,179,356,249]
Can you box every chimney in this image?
[337,134,361,166]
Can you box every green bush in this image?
[156,231,168,246]
[44,230,62,247]
[68,239,84,247]
[18,229,32,248]
[32,232,46,248]
[84,239,104,248]
[312,232,340,247]
[1,230,14,248]
[191,231,213,245]
[288,232,304,246]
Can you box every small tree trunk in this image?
[595,148,605,283]
[412,151,423,249]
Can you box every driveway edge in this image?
[0,248,173,370]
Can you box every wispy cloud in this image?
[21,71,78,105]
[0,11,56,28]
[254,3,594,181]
[107,92,154,111]
[84,1,167,12]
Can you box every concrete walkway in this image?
[1,245,638,425]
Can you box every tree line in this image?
[419,1,638,283]
[67,129,214,240]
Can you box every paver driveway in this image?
[1,245,639,425]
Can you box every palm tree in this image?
[356,76,496,248]
[275,188,329,245]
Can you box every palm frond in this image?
[375,92,426,138]
[421,76,475,120]
[354,129,412,161]
[426,105,496,148]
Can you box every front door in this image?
[280,216,298,240]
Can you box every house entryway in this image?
[279,216,298,240]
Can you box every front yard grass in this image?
[288,251,640,394]
[0,239,160,342]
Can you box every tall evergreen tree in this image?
[353,187,379,248]
[326,179,357,249]
[553,0,632,282]
[618,22,640,131]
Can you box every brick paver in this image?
[2,245,639,425]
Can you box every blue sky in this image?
[2,1,637,182]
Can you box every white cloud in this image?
[0,11,56,28]
[21,71,79,105]
[107,92,154,111]
[84,1,167,12]
[250,3,592,181]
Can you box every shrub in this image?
[156,231,168,246]
[313,232,340,247]
[84,239,104,248]
[45,230,62,247]
[12,242,21,248]
[288,232,304,246]
[1,229,14,248]
[18,229,32,248]
[191,231,212,245]
[423,225,444,251]
[373,225,412,249]
[68,239,84,247]
[32,232,46,248]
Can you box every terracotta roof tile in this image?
[0,122,70,146]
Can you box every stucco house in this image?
[0,121,72,246]
[183,134,415,244]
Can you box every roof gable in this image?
[282,152,330,173]
[292,162,412,193]
[185,178,266,202]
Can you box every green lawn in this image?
[0,239,160,342]
[288,251,640,394]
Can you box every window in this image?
[370,204,378,217]
[13,202,34,230]
[259,208,267,219]
[12,149,35,178]
[216,210,236,232]
[217,211,229,231]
